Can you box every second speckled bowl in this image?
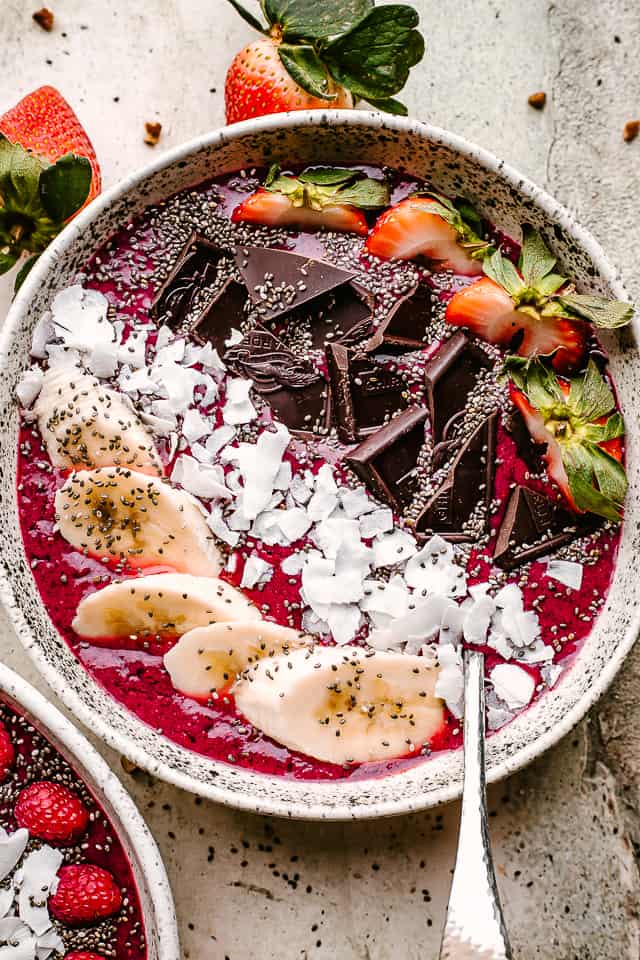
[0,110,638,820]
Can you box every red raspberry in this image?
[0,721,15,781]
[14,781,89,842]
[64,954,106,960]
[49,864,122,925]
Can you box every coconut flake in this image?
[225,328,244,348]
[359,508,393,539]
[372,529,417,568]
[171,455,231,501]
[152,361,200,414]
[241,554,274,589]
[155,337,186,365]
[274,461,292,491]
[434,644,464,718]
[290,474,313,505]
[312,517,361,560]
[546,559,583,591]
[360,575,411,633]
[16,369,43,409]
[282,552,305,576]
[222,378,257,425]
[30,313,54,359]
[17,845,62,936]
[306,465,338,522]
[0,830,28,883]
[301,552,366,607]
[541,663,563,688]
[276,507,312,543]
[221,424,290,520]
[404,535,467,598]
[339,487,375,519]
[462,590,495,645]
[206,425,236,457]
[87,341,119,379]
[50,286,113,352]
[490,663,535,710]
[182,408,211,443]
[206,506,240,547]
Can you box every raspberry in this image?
[0,721,15,781]
[14,781,89,843]
[49,864,122,925]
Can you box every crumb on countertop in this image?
[528,91,546,110]
[144,121,162,146]
[33,7,54,30]
[623,120,640,143]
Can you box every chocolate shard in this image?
[415,411,499,542]
[225,325,330,438]
[493,485,582,570]
[365,282,433,353]
[151,233,227,325]
[345,406,428,511]
[235,246,356,321]
[191,278,249,355]
[327,343,409,444]
[424,331,493,445]
[306,281,374,350]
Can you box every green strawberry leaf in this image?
[39,153,92,223]
[13,253,39,293]
[567,358,615,422]
[0,249,18,275]
[278,45,336,100]
[455,197,484,237]
[263,0,373,39]
[535,272,566,297]
[483,248,525,299]
[588,443,627,504]
[363,96,408,115]
[332,175,389,209]
[297,166,359,186]
[226,0,268,33]
[566,469,622,522]
[0,135,48,220]
[555,293,634,329]
[519,226,558,289]
[324,5,424,100]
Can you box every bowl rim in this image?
[0,660,180,957]
[1,108,637,821]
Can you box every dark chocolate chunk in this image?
[327,343,409,443]
[345,406,428,511]
[424,332,493,445]
[493,485,582,570]
[283,281,374,350]
[365,283,433,353]
[415,411,499,541]
[225,325,330,438]
[235,246,356,321]
[152,233,227,325]
[191,278,249,355]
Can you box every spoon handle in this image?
[439,649,513,960]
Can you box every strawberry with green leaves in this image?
[232,163,389,233]
[365,192,493,275]
[506,355,627,521]
[0,86,101,290]
[446,227,633,373]
[224,0,424,122]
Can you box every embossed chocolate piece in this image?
[290,281,374,350]
[327,343,409,443]
[416,411,499,541]
[152,233,227,325]
[493,485,581,570]
[235,246,356,321]
[345,406,428,511]
[365,282,433,353]
[424,331,493,445]
[225,325,331,438]
[191,278,249,354]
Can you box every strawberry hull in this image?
[16,164,621,782]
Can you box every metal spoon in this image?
[439,649,513,960]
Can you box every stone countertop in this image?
[1,2,639,957]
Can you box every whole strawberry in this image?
[0,85,101,290]
[224,0,424,123]
[14,780,89,842]
[0,720,15,782]
[49,864,122,925]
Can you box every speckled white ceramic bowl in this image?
[0,111,637,820]
[0,661,179,957]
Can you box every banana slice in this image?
[34,367,161,474]
[234,645,444,765]
[72,573,260,640]
[164,621,308,700]
[55,466,222,575]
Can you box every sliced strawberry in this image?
[446,277,587,373]
[366,196,484,276]
[510,383,575,508]
[232,187,368,234]
[0,721,15,782]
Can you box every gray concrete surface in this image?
[1,2,639,957]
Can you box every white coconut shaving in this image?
[0,830,28,883]
[490,663,535,710]
[371,528,417,568]
[306,465,338,522]
[546,559,583,591]
[240,554,274,589]
[339,486,375,519]
[15,370,43,409]
[182,408,211,444]
[434,644,465,718]
[221,424,290,521]
[171,455,230,501]
[50,285,114,353]
[404,535,468,598]
[222,378,257,425]
[359,508,393,539]
[206,506,240,547]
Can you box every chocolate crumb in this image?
[33,7,54,30]
[144,121,162,146]
[528,91,546,109]
[623,120,640,143]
